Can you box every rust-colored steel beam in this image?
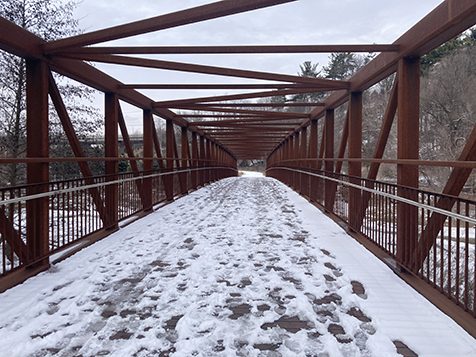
[60,44,400,55]
[174,106,305,118]
[219,138,281,142]
[26,59,49,266]
[415,101,476,271]
[119,84,326,91]
[105,93,119,229]
[355,78,398,234]
[317,119,326,171]
[191,132,199,186]
[49,71,108,223]
[397,57,420,265]
[334,110,349,175]
[43,0,297,52]
[180,115,271,118]
[192,122,298,127]
[177,102,321,108]
[324,109,335,212]
[118,105,147,207]
[0,19,195,132]
[154,89,327,108]
[58,54,350,89]
[189,118,303,125]
[180,127,189,193]
[201,128,293,133]
[367,78,398,180]
[348,92,363,230]
[143,109,153,210]
[308,119,319,202]
[300,126,308,195]
[165,120,175,200]
[152,124,166,169]
[0,210,29,263]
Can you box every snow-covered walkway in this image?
[1,174,475,357]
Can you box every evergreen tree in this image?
[322,52,358,80]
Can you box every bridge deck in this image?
[0,174,475,357]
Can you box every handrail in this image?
[0,166,236,206]
[267,166,476,225]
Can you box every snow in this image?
[240,171,264,178]
[0,176,475,357]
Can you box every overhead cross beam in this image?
[57,44,400,55]
[154,88,329,107]
[43,0,298,52]
[56,54,350,89]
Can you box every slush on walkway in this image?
[0,174,475,356]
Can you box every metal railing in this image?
[267,166,476,315]
[0,165,236,276]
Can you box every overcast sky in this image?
[72,0,443,133]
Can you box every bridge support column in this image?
[165,119,175,200]
[26,59,50,267]
[324,109,334,212]
[309,119,318,202]
[105,93,119,229]
[206,139,212,183]
[191,132,199,187]
[181,127,189,193]
[348,92,363,230]
[300,126,308,196]
[294,131,300,192]
[288,136,294,187]
[143,109,153,211]
[397,57,420,265]
[199,135,206,186]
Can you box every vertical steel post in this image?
[181,126,189,193]
[199,135,206,186]
[26,59,50,266]
[300,126,308,195]
[397,57,420,264]
[309,119,318,202]
[104,92,119,229]
[348,92,363,230]
[289,136,294,187]
[143,109,153,210]
[206,139,212,183]
[191,132,199,188]
[165,119,175,200]
[294,131,300,192]
[324,109,334,212]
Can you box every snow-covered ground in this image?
[0,175,475,357]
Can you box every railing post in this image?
[26,59,50,267]
[206,139,212,183]
[309,119,318,202]
[348,92,363,230]
[289,135,294,187]
[181,126,189,193]
[324,109,335,212]
[191,132,199,188]
[165,119,175,200]
[199,135,206,186]
[300,126,308,196]
[397,56,420,265]
[143,109,153,211]
[104,92,119,229]
[294,131,300,192]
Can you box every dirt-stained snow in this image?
[0,175,475,356]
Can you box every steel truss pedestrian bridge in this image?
[1,0,476,354]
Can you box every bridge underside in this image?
[1,176,474,356]
[1,0,476,343]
